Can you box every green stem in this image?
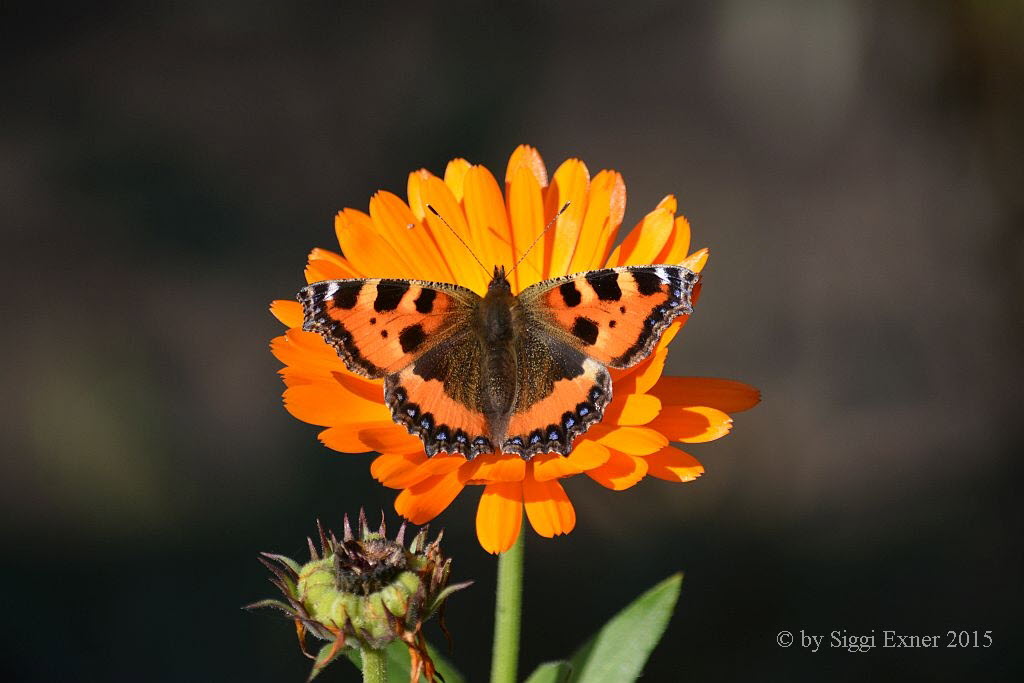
[361,647,387,683]
[490,531,525,683]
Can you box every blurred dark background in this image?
[3,1,1022,680]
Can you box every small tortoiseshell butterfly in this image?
[299,207,699,459]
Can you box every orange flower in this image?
[270,145,759,553]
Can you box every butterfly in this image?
[298,208,699,460]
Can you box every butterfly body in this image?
[299,264,698,459]
[477,266,517,442]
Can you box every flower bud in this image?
[247,511,471,681]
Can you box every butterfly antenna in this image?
[510,201,571,275]
[425,204,490,276]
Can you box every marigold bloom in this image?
[270,145,759,553]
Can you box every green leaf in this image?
[427,580,474,616]
[344,639,466,683]
[566,573,683,683]
[261,552,302,575]
[524,660,572,683]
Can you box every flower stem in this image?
[361,647,387,683]
[490,531,525,683]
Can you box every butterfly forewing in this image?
[299,278,478,378]
[520,265,699,369]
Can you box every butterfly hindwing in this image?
[384,330,495,458]
[521,265,699,369]
[299,278,477,378]
[502,324,611,457]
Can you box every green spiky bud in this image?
[247,511,471,681]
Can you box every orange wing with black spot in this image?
[299,278,477,378]
[500,328,611,458]
[497,265,698,458]
[299,278,494,457]
[520,265,699,369]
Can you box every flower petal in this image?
[273,329,342,368]
[605,204,675,268]
[476,481,523,554]
[590,425,669,455]
[270,300,304,328]
[461,454,526,483]
[612,321,683,395]
[444,158,471,200]
[603,393,662,426]
[377,454,468,490]
[680,247,709,273]
[644,446,704,482]
[371,451,427,488]
[462,165,514,286]
[308,246,355,270]
[649,377,761,413]
[305,260,347,284]
[532,439,611,482]
[505,144,548,188]
[586,449,649,490]
[334,207,411,278]
[657,215,692,265]
[409,170,489,294]
[278,367,314,389]
[647,405,733,443]
[358,424,424,453]
[369,190,455,283]
[544,158,590,276]
[655,194,677,214]
[318,424,393,454]
[523,470,576,538]
[284,383,391,426]
[506,164,547,290]
[329,370,384,404]
[395,468,466,525]
[304,247,362,282]
[568,170,626,273]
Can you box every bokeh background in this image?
[3,1,1022,680]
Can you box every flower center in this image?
[335,538,408,595]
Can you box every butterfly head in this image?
[489,265,511,292]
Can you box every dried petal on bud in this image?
[246,511,471,681]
